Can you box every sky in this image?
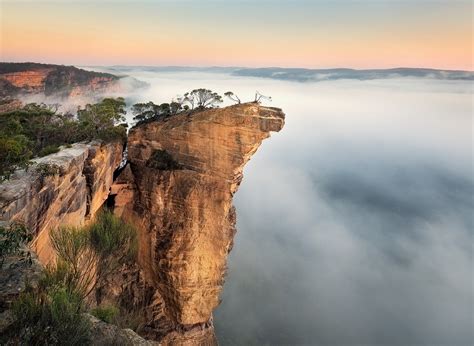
[0,0,472,70]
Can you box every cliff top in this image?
[127,102,285,180]
[0,62,118,79]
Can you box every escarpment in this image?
[0,62,121,99]
[0,141,124,263]
[0,103,284,344]
[111,103,285,342]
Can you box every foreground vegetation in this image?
[0,222,32,267]
[0,98,127,182]
[4,211,138,345]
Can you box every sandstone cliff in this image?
[111,103,285,343]
[0,63,121,99]
[0,141,123,263]
[0,103,284,344]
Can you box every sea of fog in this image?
[87,67,473,345]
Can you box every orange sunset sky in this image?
[0,0,472,70]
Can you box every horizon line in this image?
[1,61,473,73]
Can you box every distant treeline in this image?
[0,62,117,79]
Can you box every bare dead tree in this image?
[254,91,272,103]
[224,91,241,104]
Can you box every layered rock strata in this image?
[0,103,285,344]
[0,141,123,263]
[0,63,120,99]
[112,103,285,342]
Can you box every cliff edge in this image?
[0,141,124,263]
[112,103,285,343]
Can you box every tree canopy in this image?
[224,91,241,104]
[0,98,127,182]
[183,89,223,109]
[131,101,182,123]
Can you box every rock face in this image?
[0,62,120,99]
[1,69,51,92]
[113,103,285,342]
[0,141,123,263]
[0,103,284,344]
[87,314,159,346]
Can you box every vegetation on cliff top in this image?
[131,88,271,126]
[0,98,127,182]
[132,88,237,125]
[0,63,117,79]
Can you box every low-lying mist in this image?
[90,67,473,345]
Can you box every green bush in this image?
[89,211,137,261]
[95,124,127,142]
[49,226,97,298]
[0,222,32,267]
[35,162,62,177]
[38,144,60,157]
[12,281,91,345]
[0,134,32,181]
[1,98,127,183]
[90,305,119,324]
[7,213,139,344]
[49,213,137,301]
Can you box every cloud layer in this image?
[86,68,473,345]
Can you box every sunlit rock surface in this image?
[0,141,123,264]
[0,63,120,99]
[113,103,285,343]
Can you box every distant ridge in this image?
[231,67,474,82]
[0,62,117,79]
[0,62,120,98]
[85,65,474,83]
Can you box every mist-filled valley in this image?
[79,67,473,345]
[1,0,472,344]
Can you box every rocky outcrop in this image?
[0,250,43,314]
[1,69,52,92]
[0,63,120,99]
[87,314,159,346]
[0,141,123,264]
[0,102,284,344]
[112,103,285,342]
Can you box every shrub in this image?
[11,281,91,345]
[90,305,119,324]
[35,162,62,177]
[89,211,137,262]
[147,149,181,170]
[95,124,127,142]
[49,226,98,298]
[0,134,32,181]
[0,222,32,267]
[38,145,60,157]
[0,98,127,183]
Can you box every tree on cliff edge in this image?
[77,97,127,141]
[183,89,223,109]
[131,101,182,123]
[224,91,241,104]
